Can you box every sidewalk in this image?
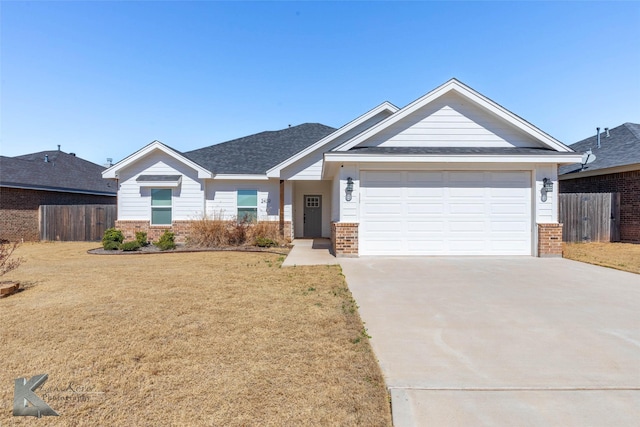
[281,238,338,267]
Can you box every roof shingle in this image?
[0,151,115,195]
[183,123,336,174]
[559,123,640,175]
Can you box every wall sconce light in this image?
[345,177,354,201]
[540,178,553,202]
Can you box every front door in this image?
[303,195,322,237]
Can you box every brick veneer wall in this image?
[0,187,115,242]
[331,222,359,257]
[116,220,293,244]
[538,223,563,257]
[560,170,640,242]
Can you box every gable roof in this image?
[559,123,640,177]
[0,150,116,195]
[332,78,573,153]
[266,103,398,177]
[102,140,212,179]
[183,123,336,175]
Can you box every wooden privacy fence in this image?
[559,193,620,243]
[40,205,116,241]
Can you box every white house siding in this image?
[280,110,394,181]
[117,150,204,221]
[204,180,280,221]
[356,93,541,149]
[293,180,332,237]
[534,165,558,223]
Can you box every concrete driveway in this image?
[339,257,640,426]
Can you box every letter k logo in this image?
[13,374,59,417]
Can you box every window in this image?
[151,188,172,225]
[237,190,257,222]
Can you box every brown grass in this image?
[563,242,640,274]
[0,243,391,426]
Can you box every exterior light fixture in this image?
[541,178,553,202]
[345,177,354,201]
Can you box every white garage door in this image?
[360,171,532,255]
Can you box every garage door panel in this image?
[449,203,486,214]
[407,220,445,232]
[407,202,445,215]
[490,220,529,232]
[360,170,532,255]
[491,203,528,215]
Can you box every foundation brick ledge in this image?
[538,223,563,258]
[331,222,359,258]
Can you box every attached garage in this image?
[359,170,532,255]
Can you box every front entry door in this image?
[303,195,322,237]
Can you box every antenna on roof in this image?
[107,158,113,166]
[581,149,596,171]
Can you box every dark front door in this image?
[303,195,322,237]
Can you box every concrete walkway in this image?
[339,257,640,426]
[281,238,339,267]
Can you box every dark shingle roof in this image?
[559,123,640,175]
[183,123,336,174]
[0,151,116,195]
[345,146,573,155]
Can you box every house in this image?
[559,123,640,242]
[103,79,582,257]
[0,149,116,241]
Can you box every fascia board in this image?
[323,153,584,164]
[265,101,399,178]
[559,163,640,180]
[102,141,213,179]
[212,174,270,180]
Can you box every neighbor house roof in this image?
[183,123,336,174]
[559,123,640,177]
[0,151,116,195]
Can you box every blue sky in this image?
[1,1,639,166]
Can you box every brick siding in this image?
[538,223,563,257]
[560,170,640,242]
[331,222,359,257]
[0,187,115,242]
[116,220,293,244]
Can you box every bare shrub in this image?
[248,221,284,246]
[228,218,249,245]
[187,216,230,247]
[0,241,24,277]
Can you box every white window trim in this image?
[151,188,173,226]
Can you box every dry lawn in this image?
[563,242,640,274]
[0,243,391,426]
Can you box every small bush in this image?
[135,231,148,247]
[154,230,176,251]
[102,228,124,250]
[0,241,24,277]
[228,218,249,245]
[187,216,229,247]
[255,237,277,248]
[249,221,284,247]
[103,241,120,251]
[120,241,141,251]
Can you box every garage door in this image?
[360,171,532,255]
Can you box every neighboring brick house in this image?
[0,150,116,241]
[559,123,640,242]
